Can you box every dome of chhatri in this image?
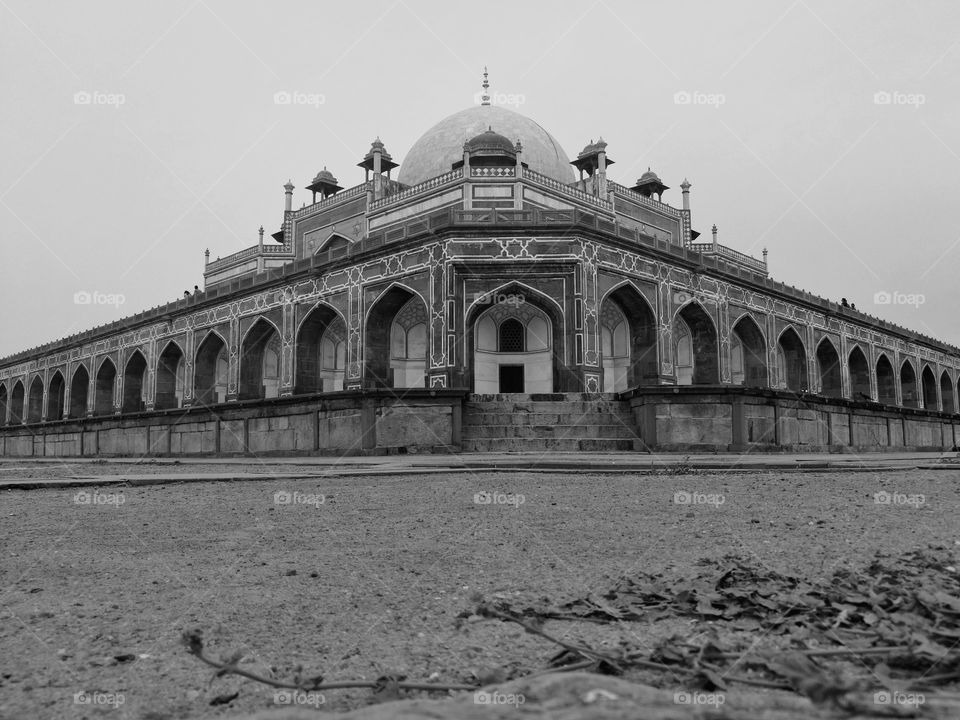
[464,127,516,155]
[398,105,575,186]
[638,168,662,183]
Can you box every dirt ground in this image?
[1,465,957,719]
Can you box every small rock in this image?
[285,569,297,576]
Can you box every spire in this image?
[481,66,490,106]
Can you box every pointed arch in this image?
[26,375,44,423]
[674,302,719,385]
[365,283,429,389]
[239,317,281,400]
[122,350,148,413]
[194,330,228,406]
[70,364,89,418]
[876,353,896,405]
[46,370,66,421]
[155,340,185,410]
[777,326,808,391]
[315,232,351,255]
[921,364,938,410]
[848,345,871,400]
[730,314,767,387]
[94,358,116,415]
[0,382,7,425]
[600,282,658,391]
[900,359,918,408]
[295,302,346,394]
[10,380,25,424]
[940,370,956,414]
[815,338,842,398]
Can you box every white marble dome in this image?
[398,105,575,187]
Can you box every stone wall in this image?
[627,387,960,452]
[0,390,466,458]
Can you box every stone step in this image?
[464,412,635,426]
[461,423,640,440]
[465,401,630,414]
[462,437,643,452]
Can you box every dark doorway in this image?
[499,365,524,393]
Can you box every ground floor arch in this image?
[70,365,89,418]
[901,360,918,408]
[194,332,228,406]
[26,376,43,423]
[0,384,7,425]
[942,372,956,414]
[848,346,871,400]
[9,381,24,424]
[295,303,346,393]
[240,319,281,400]
[876,354,896,405]
[122,351,148,413]
[47,371,65,420]
[674,303,719,385]
[95,359,116,415]
[816,339,842,397]
[777,328,808,391]
[921,365,938,410]
[155,342,185,410]
[365,286,427,389]
[474,300,552,394]
[730,315,767,387]
[600,284,658,392]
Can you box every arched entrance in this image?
[816,339,842,398]
[239,319,281,400]
[155,342,184,410]
[600,285,658,391]
[365,286,427,389]
[900,360,918,408]
[848,346,871,400]
[777,328,807,391]
[47,371,66,421]
[295,303,345,393]
[94,359,116,415]
[674,303,719,385]
[474,301,552,393]
[194,332,228,406]
[876,354,896,405]
[0,383,7,425]
[731,315,767,387]
[26,376,43,423]
[941,371,956,414]
[10,381,24,424]
[921,365,938,410]
[122,351,148,413]
[70,365,89,418]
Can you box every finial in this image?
[481,66,490,106]
[680,177,691,190]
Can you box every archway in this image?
[295,303,344,393]
[474,301,552,393]
[239,319,281,400]
[876,354,896,405]
[47,371,66,421]
[848,346,871,400]
[194,332,228,405]
[674,303,719,385]
[940,371,956,414]
[900,360,918,408]
[777,328,808,391]
[364,286,427,389]
[921,365,938,410]
[601,285,658,391]
[26,376,43,423]
[816,339,842,398]
[122,351,148,413]
[10,381,24,424]
[94,359,116,415]
[155,342,185,410]
[0,383,7,425]
[731,315,767,387]
[70,365,89,418]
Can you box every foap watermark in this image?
[873,290,925,308]
[74,490,125,507]
[874,491,925,508]
[470,291,525,307]
[474,490,525,508]
[674,491,725,507]
[674,692,725,706]
[73,691,125,707]
[74,290,126,307]
[674,90,725,108]
[274,90,325,109]
[473,91,526,108]
[274,690,326,706]
[274,490,325,508]
[74,91,125,108]
[874,690,925,708]
[474,691,525,706]
[874,91,925,109]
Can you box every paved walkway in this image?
[0,451,957,490]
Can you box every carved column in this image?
[280,297,295,397]
[227,315,240,401]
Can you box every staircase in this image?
[462,393,644,452]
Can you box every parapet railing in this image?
[205,243,294,273]
[522,168,613,210]
[608,181,682,217]
[368,168,463,211]
[290,181,372,219]
[689,241,767,274]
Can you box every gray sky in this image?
[1,0,958,358]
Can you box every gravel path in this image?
[1,467,957,719]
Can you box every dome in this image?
[312,167,338,184]
[464,128,516,155]
[638,168,661,183]
[398,105,575,186]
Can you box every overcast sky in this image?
[1,1,958,358]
